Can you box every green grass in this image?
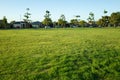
[0,28,120,80]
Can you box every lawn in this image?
[0,28,120,80]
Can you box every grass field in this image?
[0,28,120,80]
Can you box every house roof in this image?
[32,21,41,25]
[13,21,26,24]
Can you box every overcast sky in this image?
[0,0,120,22]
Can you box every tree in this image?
[42,18,52,26]
[87,12,94,23]
[96,10,110,27]
[97,16,110,27]
[58,14,67,28]
[79,20,87,27]
[103,10,109,27]
[110,12,120,27]
[42,10,52,27]
[44,10,51,19]
[96,19,104,27]
[87,12,95,26]
[24,8,31,23]
[70,19,78,27]
[0,16,8,29]
[103,16,110,27]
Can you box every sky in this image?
[0,0,120,22]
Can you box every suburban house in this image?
[13,21,27,28]
[31,21,42,28]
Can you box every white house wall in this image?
[13,24,22,28]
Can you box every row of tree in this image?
[0,9,120,29]
[97,10,120,27]
[40,10,120,28]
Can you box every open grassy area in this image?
[0,28,120,80]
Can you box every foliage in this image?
[70,19,79,26]
[110,12,120,27]
[23,8,31,23]
[75,15,80,18]
[79,20,87,27]
[3,16,7,25]
[97,16,110,27]
[87,12,95,25]
[42,10,52,26]
[44,10,51,18]
[58,14,67,27]
[104,10,108,15]
[75,15,80,22]
[70,15,80,27]
[97,11,120,27]
[0,28,120,80]
[0,16,8,28]
[1,10,120,28]
[42,18,52,26]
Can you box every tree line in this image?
[0,9,120,29]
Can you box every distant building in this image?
[13,21,27,28]
[31,21,41,28]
